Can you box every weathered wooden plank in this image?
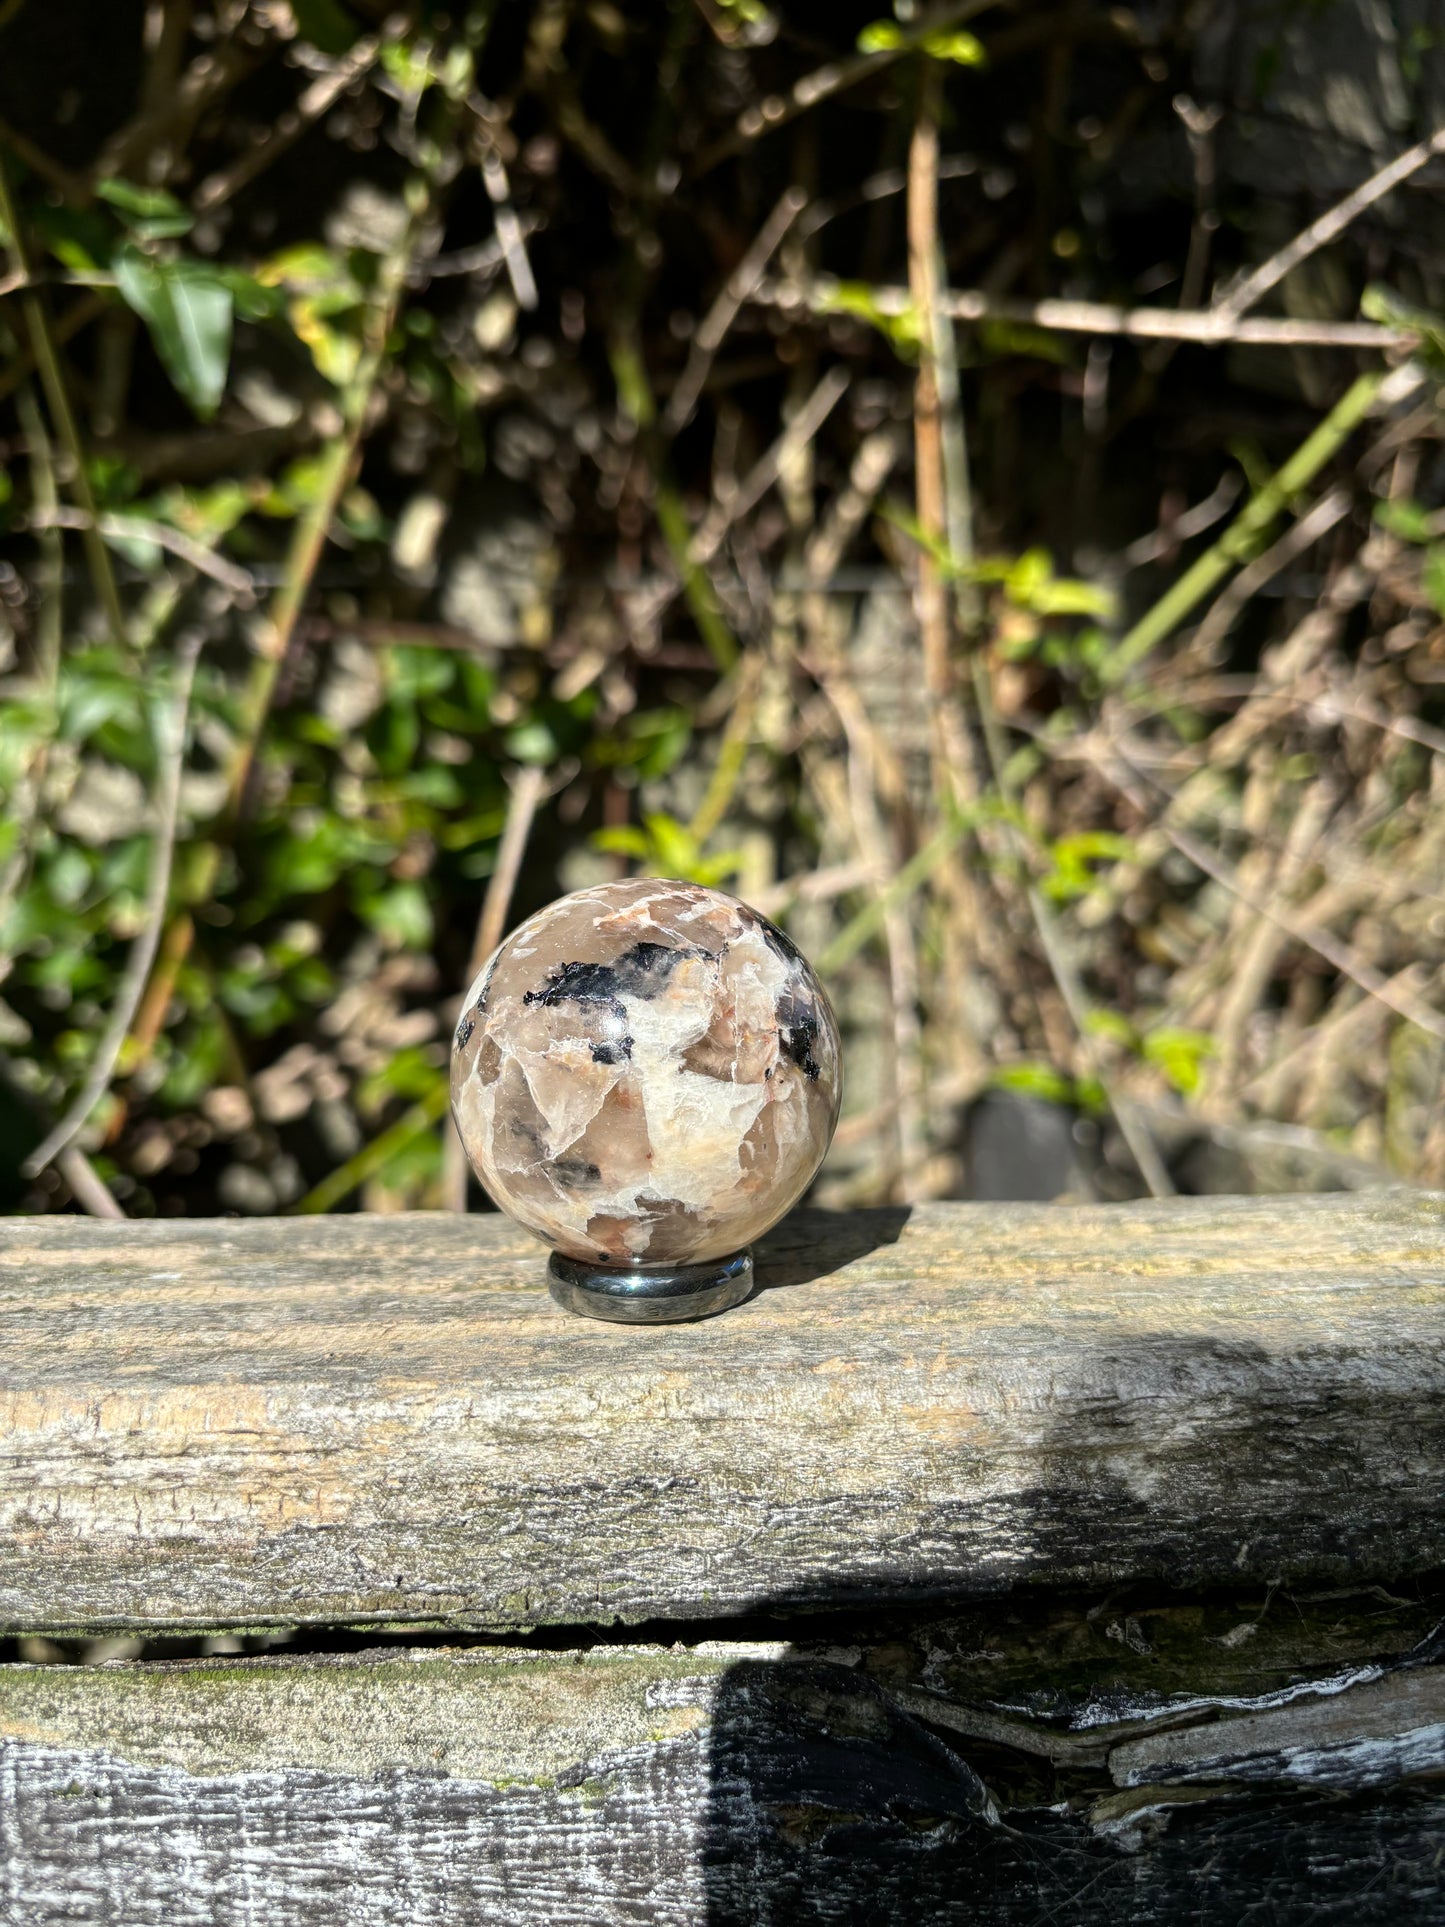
[4,1629,1445,1926]
[2,1193,1443,1634]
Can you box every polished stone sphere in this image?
[451,880,843,1268]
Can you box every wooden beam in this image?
[2,1193,1442,1635]
[4,1611,1444,1926]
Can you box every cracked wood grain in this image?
[3,1641,1445,1926]
[1,1192,1442,1635]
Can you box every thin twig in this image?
[970,663,1174,1198]
[1098,745,1445,1046]
[22,631,203,1178]
[843,715,927,1200]
[609,336,740,672]
[25,506,257,601]
[663,186,807,434]
[816,807,976,975]
[1113,471,1243,571]
[96,28,270,184]
[908,69,994,1110]
[753,277,1417,349]
[688,364,849,564]
[1245,964,1430,1110]
[0,384,61,944]
[469,764,549,977]
[0,115,88,202]
[1305,693,1445,759]
[692,0,997,175]
[0,288,107,409]
[192,34,385,211]
[1213,125,1445,323]
[689,652,763,845]
[416,216,542,285]
[57,1146,125,1219]
[296,1083,450,1216]
[476,126,539,311]
[804,429,901,584]
[907,59,960,815]
[1207,776,1339,1097]
[0,154,128,651]
[443,761,549,1210]
[1189,486,1351,659]
[1104,368,1413,683]
[750,860,874,919]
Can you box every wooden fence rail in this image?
[2,1193,1443,1923]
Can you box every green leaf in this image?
[113,246,233,419]
[920,28,985,63]
[822,281,921,359]
[1041,831,1135,902]
[292,0,364,53]
[213,266,287,323]
[1141,1026,1216,1098]
[98,517,164,574]
[978,318,1070,364]
[96,178,193,240]
[358,1046,444,1110]
[504,721,558,765]
[45,845,92,908]
[358,880,433,950]
[1360,283,1445,369]
[30,203,114,274]
[990,1062,1076,1106]
[1423,545,1445,618]
[1083,1007,1137,1049]
[1373,499,1434,544]
[1003,548,1114,618]
[623,708,693,781]
[856,20,985,62]
[857,21,904,52]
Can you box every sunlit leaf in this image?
[1142,1026,1217,1097]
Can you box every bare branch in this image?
[754,277,1417,349]
[25,506,257,602]
[57,1147,124,1219]
[477,137,539,312]
[1189,486,1351,659]
[692,1,997,175]
[1213,125,1445,324]
[192,34,385,213]
[445,763,549,1211]
[663,186,807,434]
[688,365,850,565]
[1101,746,1445,1047]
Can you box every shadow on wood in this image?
[700,1595,1445,1922]
[751,1204,911,1291]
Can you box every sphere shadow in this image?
[749,1205,911,1294]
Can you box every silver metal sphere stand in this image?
[546,1249,754,1323]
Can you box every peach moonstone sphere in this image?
[451,880,842,1268]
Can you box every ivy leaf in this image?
[113,246,233,419]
